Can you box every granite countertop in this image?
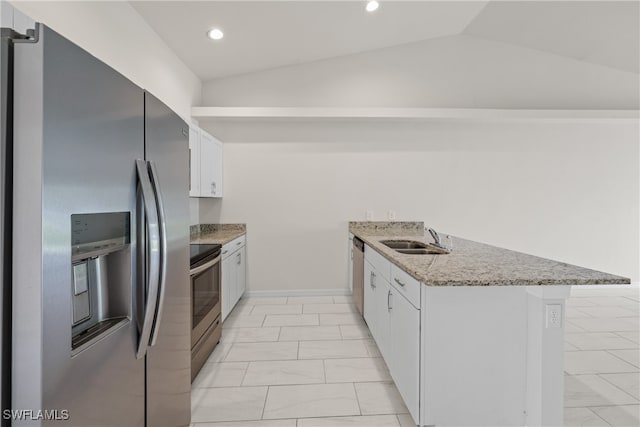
[190,224,246,245]
[350,221,630,287]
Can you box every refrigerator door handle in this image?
[135,159,161,359]
[148,161,168,346]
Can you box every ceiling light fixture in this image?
[366,1,379,12]
[207,28,224,40]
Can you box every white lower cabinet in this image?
[388,287,420,422]
[221,236,246,321]
[363,244,420,424]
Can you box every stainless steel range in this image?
[189,243,222,381]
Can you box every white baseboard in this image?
[244,288,352,298]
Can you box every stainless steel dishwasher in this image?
[352,236,364,316]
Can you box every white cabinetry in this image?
[221,235,246,321]
[363,244,419,422]
[188,125,223,198]
[188,127,200,197]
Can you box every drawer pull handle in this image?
[394,278,406,287]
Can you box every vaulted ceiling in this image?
[130,1,639,83]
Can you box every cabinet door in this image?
[363,261,377,339]
[236,245,246,300]
[221,255,234,321]
[375,280,391,362]
[211,137,223,197]
[188,127,200,197]
[199,130,215,197]
[389,291,420,422]
[199,130,223,198]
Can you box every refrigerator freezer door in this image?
[144,92,191,427]
[12,26,145,426]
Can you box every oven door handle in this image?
[190,255,221,276]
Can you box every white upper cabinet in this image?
[188,127,201,197]
[188,126,223,198]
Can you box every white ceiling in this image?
[130,1,639,83]
[130,0,489,81]
[464,1,639,74]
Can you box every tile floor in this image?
[191,287,639,427]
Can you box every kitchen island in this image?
[349,221,629,427]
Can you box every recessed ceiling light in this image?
[207,28,224,40]
[366,1,379,12]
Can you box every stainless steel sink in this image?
[380,240,449,255]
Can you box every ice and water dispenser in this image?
[71,212,131,354]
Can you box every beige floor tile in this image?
[567,307,597,319]
[262,383,360,419]
[563,408,610,426]
[251,304,303,315]
[299,340,369,359]
[567,299,598,308]
[565,333,638,351]
[355,382,409,415]
[608,349,640,368]
[263,314,319,327]
[279,326,342,341]
[298,415,401,427]
[287,296,335,304]
[192,420,296,427]
[569,317,639,333]
[600,373,640,400]
[566,320,588,333]
[591,405,640,426]
[221,327,280,343]
[396,413,418,427]
[203,342,233,364]
[582,297,640,307]
[224,342,298,362]
[364,339,383,358]
[223,315,265,329]
[333,295,354,303]
[319,313,366,326]
[566,351,638,375]
[576,306,639,318]
[192,362,248,388]
[227,304,255,316]
[304,303,357,314]
[565,375,638,407]
[615,332,640,345]
[242,297,288,305]
[340,324,372,340]
[242,360,325,386]
[191,386,268,423]
[325,358,391,383]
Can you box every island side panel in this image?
[420,286,529,426]
[525,285,571,427]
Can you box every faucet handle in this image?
[427,227,441,246]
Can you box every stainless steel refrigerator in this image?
[1,21,191,426]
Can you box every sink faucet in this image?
[427,227,445,249]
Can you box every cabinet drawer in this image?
[364,244,390,282]
[390,264,420,309]
[222,235,246,259]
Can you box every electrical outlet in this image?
[545,304,562,329]
[366,210,373,221]
[388,210,396,220]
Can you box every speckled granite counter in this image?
[350,221,629,286]
[190,224,246,245]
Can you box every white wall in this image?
[11,1,201,119]
[201,34,638,109]
[198,120,639,292]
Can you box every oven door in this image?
[190,254,221,348]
